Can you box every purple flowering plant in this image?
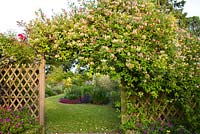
[148,122,173,134]
[0,106,36,134]
[140,122,195,134]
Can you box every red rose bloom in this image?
[18,33,26,40]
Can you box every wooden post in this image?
[39,54,45,127]
[157,0,160,6]
[121,81,127,125]
[121,79,137,134]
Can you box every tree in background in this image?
[186,16,200,37]
[155,0,200,37]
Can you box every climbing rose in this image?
[18,33,26,40]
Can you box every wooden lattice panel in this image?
[128,94,184,125]
[0,64,40,118]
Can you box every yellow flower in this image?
[65,77,72,87]
[166,130,171,133]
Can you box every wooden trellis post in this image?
[39,54,45,126]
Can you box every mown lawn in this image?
[45,94,121,133]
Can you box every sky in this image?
[0,0,200,33]
[183,0,200,17]
[0,0,69,33]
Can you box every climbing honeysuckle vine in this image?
[65,0,180,97]
[21,0,200,132]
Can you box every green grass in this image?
[45,94,121,133]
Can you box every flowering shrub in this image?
[139,122,197,134]
[0,106,36,134]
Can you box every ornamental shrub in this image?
[94,75,116,92]
[64,85,82,100]
[92,86,110,105]
[110,90,120,108]
[81,94,92,103]
[0,106,37,134]
[80,84,93,95]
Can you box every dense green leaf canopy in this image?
[20,0,199,97]
[19,0,200,131]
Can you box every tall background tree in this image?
[186,16,200,37]
[156,0,200,37]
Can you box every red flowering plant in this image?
[0,106,37,134]
[18,33,26,41]
[0,33,36,67]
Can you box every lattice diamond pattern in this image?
[129,94,186,125]
[0,64,40,118]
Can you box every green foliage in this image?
[19,9,79,64]
[92,74,119,105]
[45,94,120,133]
[94,74,119,92]
[45,86,56,97]
[0,33,36,67]
[22,0,200,132]
[155,0,200,37]
[45,66,67,96]
[64,85,82,100]
[67,1,199,132]
[92,86,110,105]
[63,72,93,100]
[110,90,121,108]
[68,0,181,97]
[64,84,93,101]
[137,122,194,134]
[46,66,66,85]
[80,84,93,95]
[0,106,38,134]
[186,16,200,37]
[71,73,91,86]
